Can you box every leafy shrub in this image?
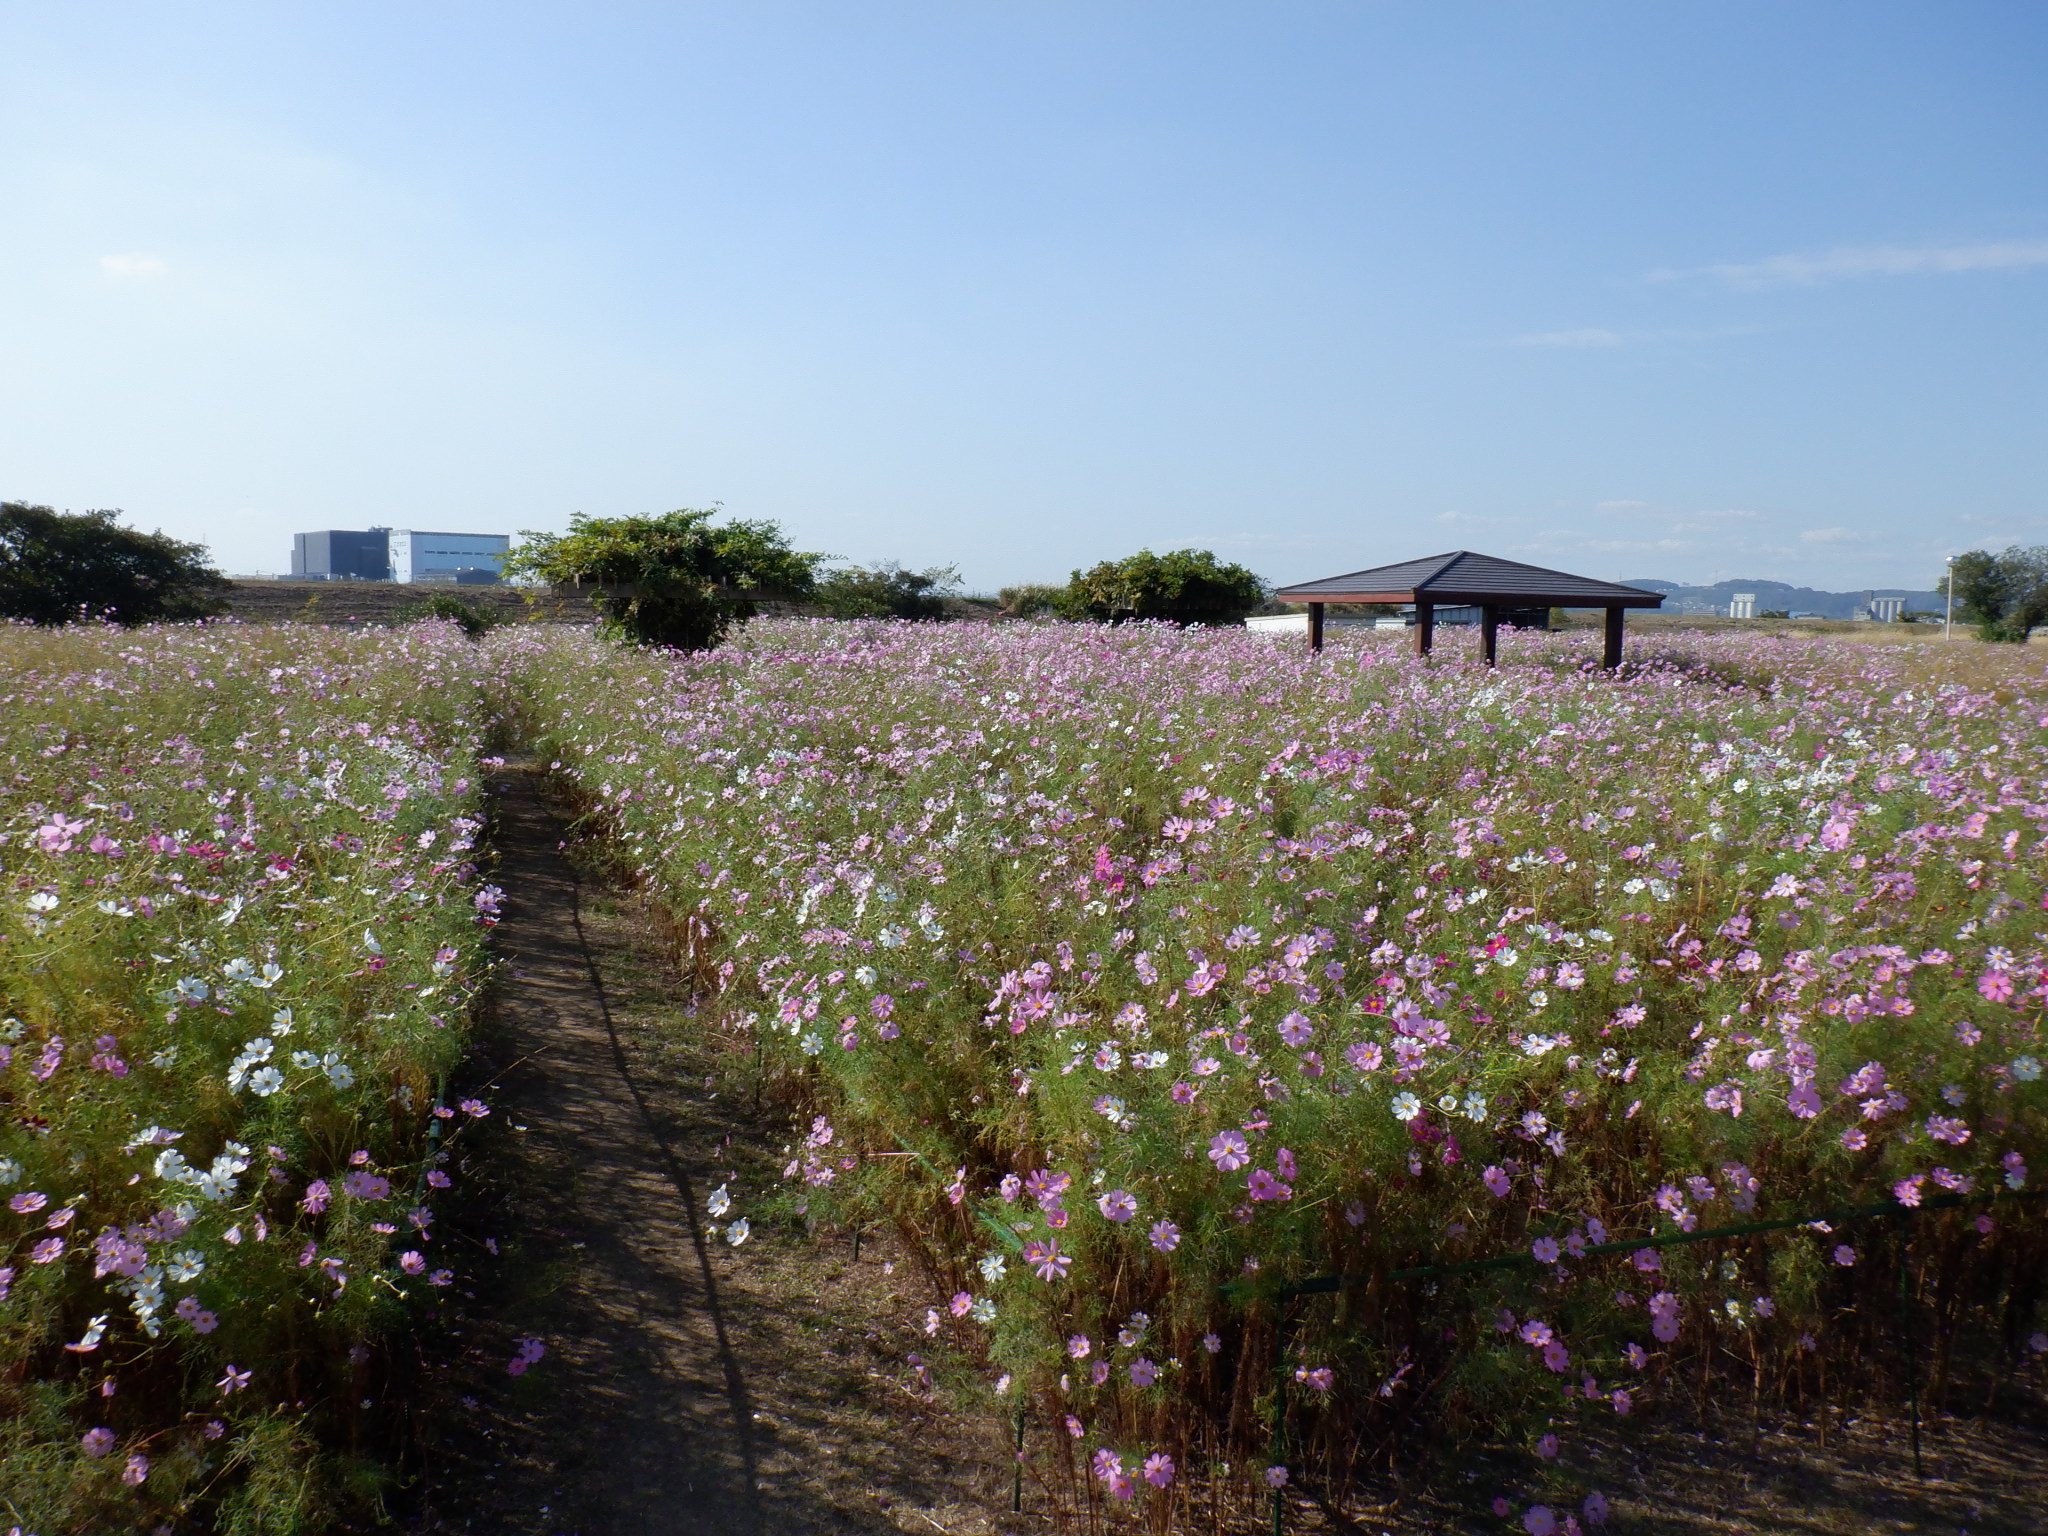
[1054,548,1264,626]
[395,590,503,638]
[0,503,231,627]
[815,562,959,621]
[504,508,820,651]
[997,584,1065,618]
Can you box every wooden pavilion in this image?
[1271,551,1665,667]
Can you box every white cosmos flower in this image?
[249,1067,285,1096]
[272,1008,295,1036]
[291,1051,319,1070]
[725,1219,750,1245]
[1390,1092,1422,1120]
[2013,1056,2042,1082]
[0,1156,21,1184]
[853,966,878,988]
[167,1250,206,1283]
[706,1184,732,1217]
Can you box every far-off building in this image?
[291,528,510,584]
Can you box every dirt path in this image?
[408,767,1015,1536]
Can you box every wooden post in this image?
[1307,602,1325,654]
[1414,601,1435,658]
[1603,606,1625,669]
[1480,605,1499,667]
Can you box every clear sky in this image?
[3,3,2044,592]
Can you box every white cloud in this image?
[1595,499,1648,512]
[1659,239,2048,291]
[98,253,167,278]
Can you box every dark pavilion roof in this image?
[1272,550,1666,609]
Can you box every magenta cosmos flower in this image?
[1097,1189,1137,1222]
[1208,1130,1250,1172]
[1023,1239,1070,1281]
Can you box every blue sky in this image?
[3,3,2044,592]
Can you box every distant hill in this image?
[1620,578,1943,620]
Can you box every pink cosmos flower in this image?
[1143,1452,1175,1488]
[1631,1248,1661,1272]
[1624,1342,1647,1369]
[1833,1245,1857,1266]
[1208,1130,1250,1172]
[1149,1221,1181,1252]
[1787,1084,1822,1119]
[81,1427,115,1457]
[1068,1334,1091,1359]
[343,1171,391,1201]
[950,1292,973,1317]
[122,1454,149,1486]
[1128,1357,1159,1387]
[9,1192,47,1215]
[1170,1081,1199,1104]
[1482,1165,1511,1197]
[1264,1466,1289,1489]
[1531,1237,1561,1264]
[399,1251,427,1274]
[1583,1491,1611,1526]
[218,1365,251,1395]
[1023,1239,1070,1281]
[1277,1012,1314,1047]
[1536,1434,1559,1459]
[1097,1189,1137,1222]
[1542,1340,1569,1373]
[1925,1115,1971,1145]
[1978,970,2014,1003]
[300,1180,331,1214]
[30,1237,63,1265]
[1247,1168,1292,1201]
[1612,1388,1632,1415]
[999,1173,1022,1202]
[1519,1319,1552,1347]
[1345,1040,1384,1071]
[1275,1146,1298,1181]
[1525,1505,1557,1535]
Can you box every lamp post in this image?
[1944,556,1955,642]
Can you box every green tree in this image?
[0,503,231,627]
[1942,547,2048,642]
[503,508,821,650]
[814,562,959,621]
[1054,548,1264,627]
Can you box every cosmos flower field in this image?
[512,618,2048,1523]
[4,614,2045,1532]
[0,623,501,1531]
